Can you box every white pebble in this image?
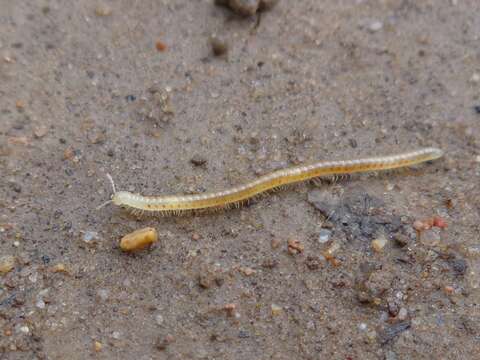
[83,231,99,244]
[358,323,367,331]
[398,308,408,320]
[379,311,389,322]
[28,272,38,283]
[111,331,121,339]
[19,325,30,334]
[36,299,46,309]
[369,21,383,32]
[155,313,164,325]
[470,73,480,83]
[97,289,109,302]
[318,229,332,243]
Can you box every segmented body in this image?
[110,147,443,216]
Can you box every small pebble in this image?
[97,289,109,302]
[387,299,399,316]
[155,40,167,52]
[239,267,255,276]
[3,54,15,63]
[397,308,408,321]
[215,0,259,16]
[432,216,447,229]
[8,136,30,145]
[82,231,99,245]
[474,105,480,114]
[36,299,46,309]
[33,125,48,138]
[15,100,25,109]
[262,258,278,269]
[120,227,158,252]
[358,323,367,331]
[393,232,409,247]
[451,258,467,275]
[95,4,112,16]
[271,238,281,249]
[39,288,49,296]
[19,326,30,334]
[238,330,250,338]
[420,228,441,246]
[258,0,278,11]
[155,334,175,350]
[287,239,304,255]
[318,228,332,243]
[223,303,237,317]
[371,236,387,252]
[444,285,455,295]
[198,266,223,289]
[323,241,340,259]
[215,0,278,16]
[385,351,398,360]
[51,263,69,274]
[155,313,164,325]
[368,20,383,32]
[271,303,282,316]
[190,155,207,167]
[111,331,122,340]
[9,181,21,193]
[94,341,103,352]
[470,73,480,83]
[366,330,377,341]
[465,245,480,257]
[29,272,38,283]
[413,219,429,231]
[0,255,15,274]
[191,233,201,241]
[210,35,229,57]
[305,256,322,270]
[378,321,411,345]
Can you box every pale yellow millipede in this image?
[98,147,443,216]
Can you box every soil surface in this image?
[1,1,480,359]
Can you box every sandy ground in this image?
[1,0,480,359]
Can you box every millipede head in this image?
[111,191,133,206]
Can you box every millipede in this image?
[98,147,443,217]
